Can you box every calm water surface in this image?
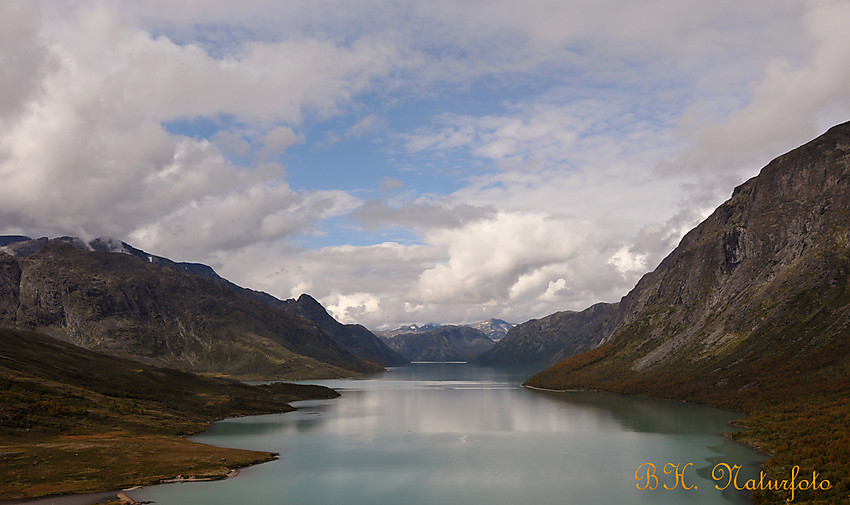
[128,363,764,505]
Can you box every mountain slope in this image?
[0,241,381,379]
[0,327,338,499]
[526,121,850,503]
[474,302,618,366]
[384,325,495,361]
[279,294,407,367]
[468,318,515,341]
[2,235,404,371]
[376,319,514,341]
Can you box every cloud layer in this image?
[2,1,849,328]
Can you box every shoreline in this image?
[0,383,339,504]
[0,463,257,505]
[0,490,123,505]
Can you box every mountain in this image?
[3,235,404,368]
[468,318,515,341]
[383,325,495,361]
[525,121,850,503]
[376,319,514,341]
[375,322,442,339]
[0,238,385,379]
[278,294,407,366]
[0,327,337,499]
[473,302,618,366]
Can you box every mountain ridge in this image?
[473,302,618,366]
[525,120,850,503]
[0,237,397,379]
[376,318,515,341]
[382,325,495,361]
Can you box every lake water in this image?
[127,363,764,505]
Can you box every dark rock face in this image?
[384,325,495,361]
[0,241,382,379]
[473,302,618,366]
[527,120,850,400]
[280,294,407,367]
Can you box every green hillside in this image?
[0,328,338,499]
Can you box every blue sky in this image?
[2,1,850,328]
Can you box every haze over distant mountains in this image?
[0,235,405,379]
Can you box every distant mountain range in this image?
[473,302,618,366]
[376,318,515,341]
[380,325,496,361]
[0,235,404,379]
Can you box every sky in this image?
[2,1,850,329]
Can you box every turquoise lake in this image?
[127,363,764,505]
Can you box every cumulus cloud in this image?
[0,2,393,260]
[419,213,590,303]
[661,1,850,209]
[351,200,495,232]
[0,3,54,123]
[379,177,404,190]
[2,0,849,331]
[261,126,304,156]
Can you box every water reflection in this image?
[529,389,743,435]
[130,363,764,505]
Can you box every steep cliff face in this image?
[527,121,850,402]
[0,242,381,379]
[524,122,850,503]
[473,302,618,366]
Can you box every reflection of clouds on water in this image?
[147,363,763,505]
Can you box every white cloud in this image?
[261,126,304,156]
[2,0,849,332]
[379,177,404,190]
[0,3,54,124]
[236,211,635,327]
[661,1,850,209]
[0,2,393,259]
[351,199,495,232]
[348,114,380,138]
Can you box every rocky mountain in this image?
[278,294,407,366]
[382,325,495,361]
[2,235,404,368]
[376,319,514,341]
[473,302,618,366]
[468,318,515,341]
[525,121,850,503]
[375,323,442,339]
[0,237,391,379]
